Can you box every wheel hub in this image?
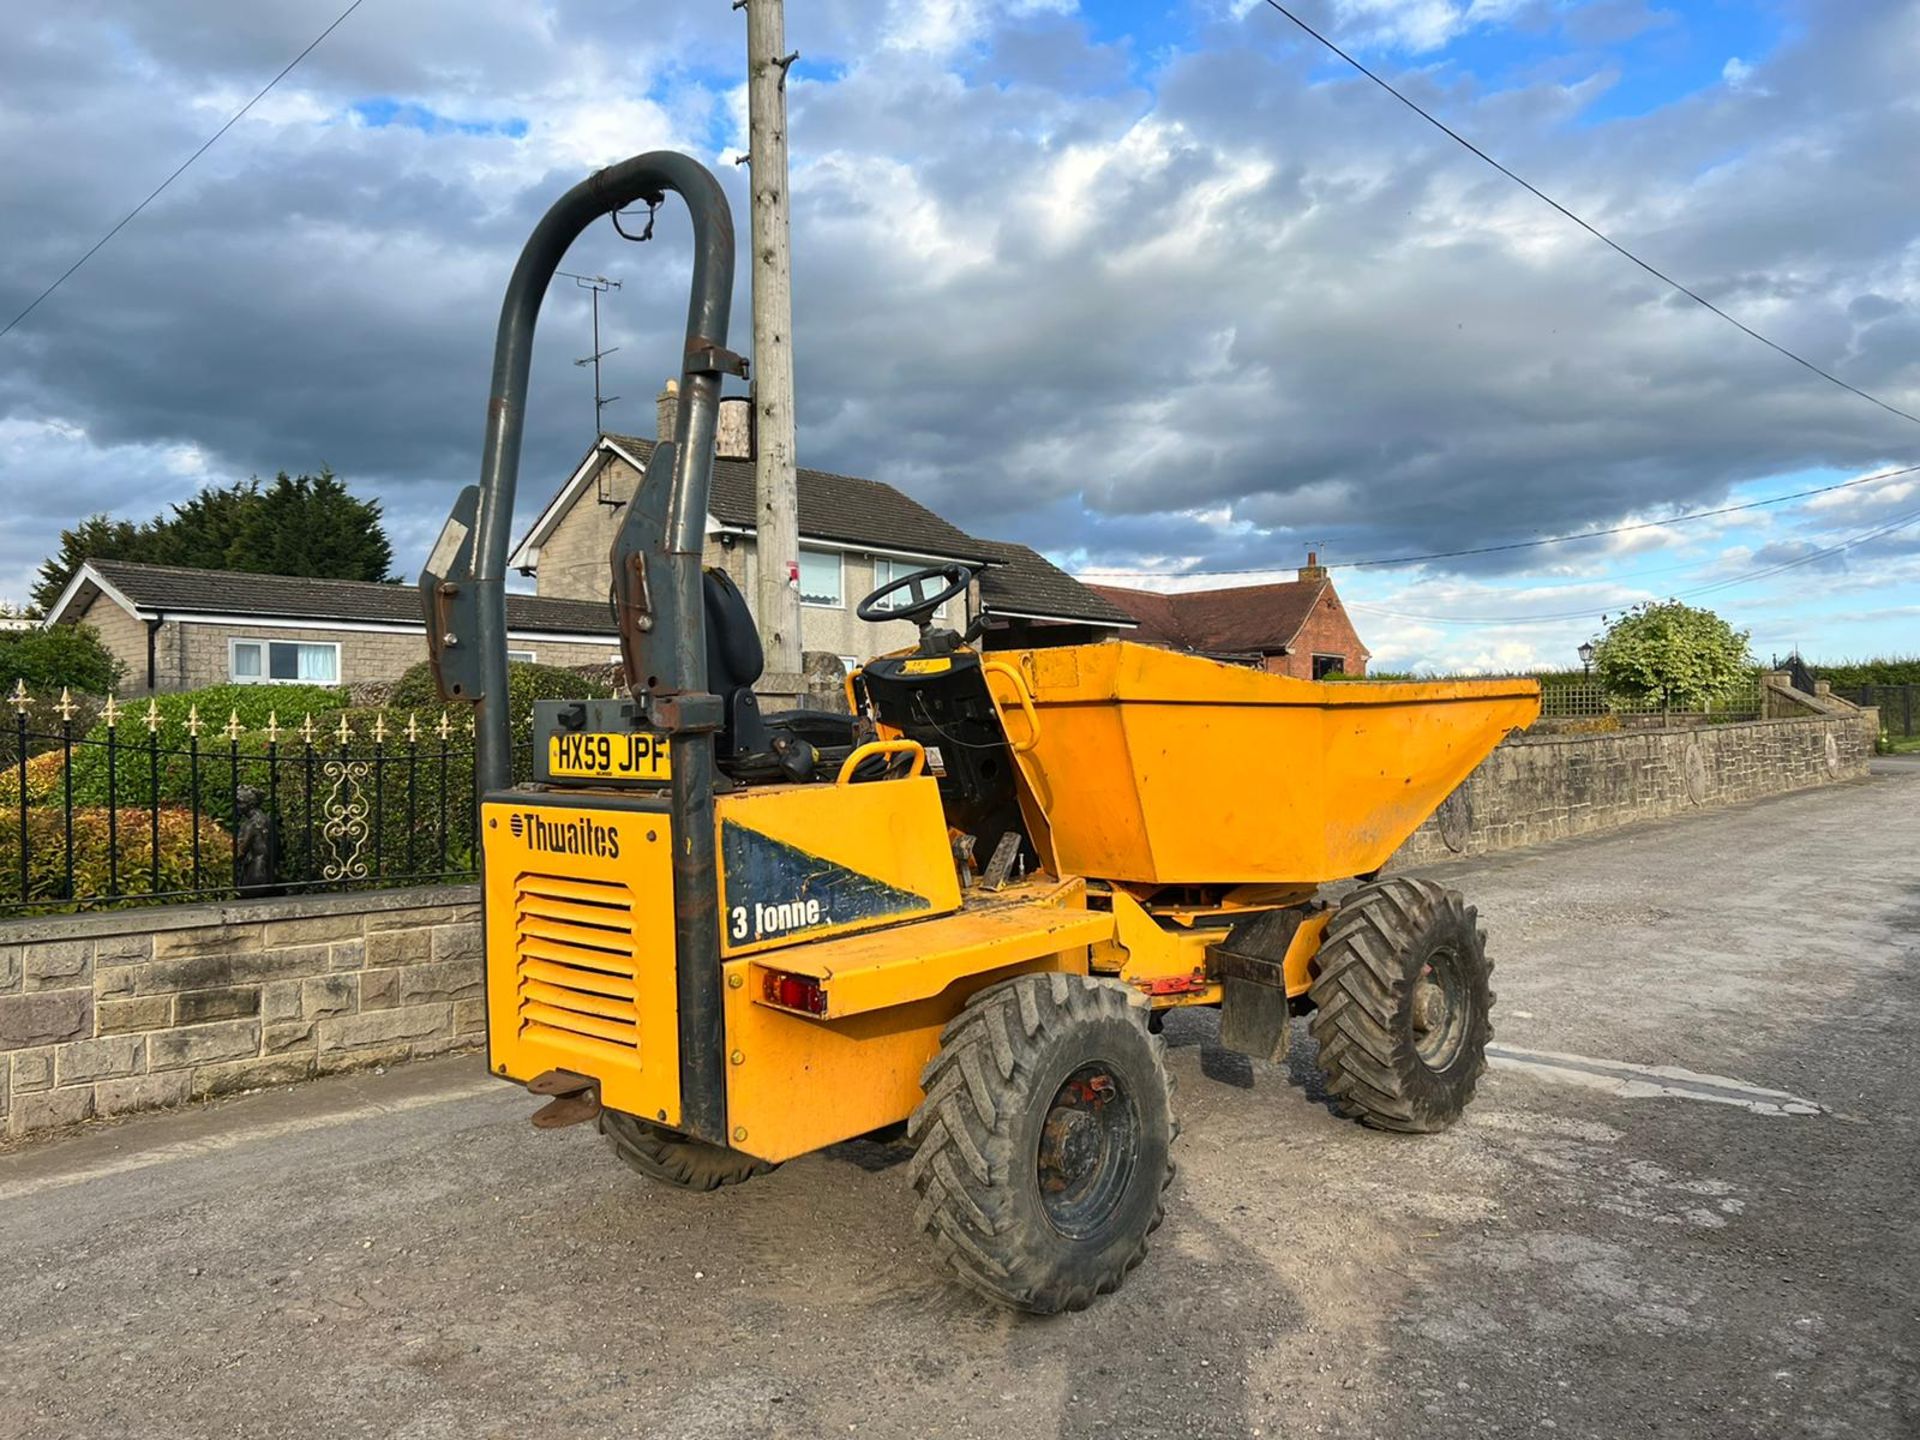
[1411,952,1470,1070]
[1035,1064,1138,1239]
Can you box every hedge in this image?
[0,806,231,909]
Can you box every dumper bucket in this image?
[991,642,1539,887]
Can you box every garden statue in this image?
[233,784,281,897]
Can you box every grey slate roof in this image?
[973,541,1137,626]
[603,435,994,563]
[83,559,615,635]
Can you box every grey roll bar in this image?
[419,151,743,1143]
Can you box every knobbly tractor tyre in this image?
[1307,877,1492,1133]
[907,973,1177,1314]
[601,1110,775,1191]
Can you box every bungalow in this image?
[1089,553,1371,679]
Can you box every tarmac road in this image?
[2,761,1916,1440]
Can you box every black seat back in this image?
[703,568,770,759]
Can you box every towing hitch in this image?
[527,1069,602,1130]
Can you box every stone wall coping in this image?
[0,884,480,946]
[1510,713,1853,747]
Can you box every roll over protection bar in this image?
[419,151,743,1142]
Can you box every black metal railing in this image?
[1848,684,1918,739]
[4,686,480,916]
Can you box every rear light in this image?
[761,969,830,1016]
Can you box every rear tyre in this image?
[1307,877,1492,1133]
[601,1110,776,1191]
[907,973,1176,1314]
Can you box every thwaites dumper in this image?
[423,152,1541,1314]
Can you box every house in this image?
[42,396,1131,693]
[506,382,1133,667]
[45,559,621,693]
[1089,554,1370,679]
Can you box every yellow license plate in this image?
[547,731,672,781]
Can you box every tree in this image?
[1592,601,1752,712]
[31,515,145,611]
[229,470,392,581]
[0,623,124,694]
[31,469,395,611]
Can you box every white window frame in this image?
[228,637,343,685]
[506,648,538,664]
[1311,652,1347,679]
[798,546,844,609]
[868,555,949,620]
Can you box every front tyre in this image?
[907,973,1176,1314]
[1307,877,1492,1133]
[601,1110,776,1191]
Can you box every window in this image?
[870,556,947,618]
[798,547,843,608]
[506,649,538,664]
[230,638,341,685]
[1311,653,1346,680]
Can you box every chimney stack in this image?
[1298,549,1327,583]
[655,378,679,444]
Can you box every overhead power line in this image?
[1075,462,1920,580]
[1258,0,1920,431]
[0,0,371,341]
[1344,502,1920,628]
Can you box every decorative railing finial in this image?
[8,679,27,715]
[101,693,121,728]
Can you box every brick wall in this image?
[1394,712,1872,867]
[0,887,481,1138]
[1253,583,1370,679]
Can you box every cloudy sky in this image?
[2,0,1916,671]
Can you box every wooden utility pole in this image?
[744,0,803,682]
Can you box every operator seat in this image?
[702,568,858,767]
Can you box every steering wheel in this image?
[856,563,977,626]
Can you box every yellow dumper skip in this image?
[993,641,1540,886]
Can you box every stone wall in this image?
[0,886,481,1138]
[1395,711,1873,867]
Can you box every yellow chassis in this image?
[482,777,1327,1165]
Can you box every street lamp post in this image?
[1578,640,1596,677]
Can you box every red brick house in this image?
[1089,554,1370,679]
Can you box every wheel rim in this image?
[1036,1062,1139,1240]
[1410,946,1472,1070]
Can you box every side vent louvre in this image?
[514,875,638,1056]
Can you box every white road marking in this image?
[1486,1044,1826,1117]
[0,1078,507,1203]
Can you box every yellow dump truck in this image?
[422,151,1539,1314]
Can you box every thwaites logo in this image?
[508,812,621,859]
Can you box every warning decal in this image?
[721,821,933,947]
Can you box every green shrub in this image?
[0,806,231,910]
[0,623,123,694]
[388,659,616,744]
[1806,657,1920,689]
